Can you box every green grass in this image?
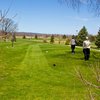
[0,39,100,100]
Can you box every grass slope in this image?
[0,39,100,100]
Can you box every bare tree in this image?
[0,9,10,22]
[0,9,18,44]
[72,62,100,100]
[0,17,17,42]
[60,0,100,16]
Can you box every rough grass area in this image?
[0,39,100,100]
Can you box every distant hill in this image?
[0,31,63,37]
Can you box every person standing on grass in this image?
[83,36,91,61]
[71,35,76,54]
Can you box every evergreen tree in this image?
[35,34,38,39]
[23,34,26,39]
[76,26,88,46]
[95,29,100,48]
[62,34,66,39]
[89,34,96,42]
[12,33,16,42]
[50,35,54,43]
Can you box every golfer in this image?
[83,36,91,61]
[71,35,76,54]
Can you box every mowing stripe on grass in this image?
[20,44,49,70]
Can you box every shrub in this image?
[65,38,70,45]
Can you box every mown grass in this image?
[0,39,100,100]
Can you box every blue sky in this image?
[0,0,100,35]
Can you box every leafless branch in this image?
[74,67,100,89]
[59,0,100,16]
[74,66,100,100]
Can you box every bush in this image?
[65,38,70,45]
[43,39,47,43]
